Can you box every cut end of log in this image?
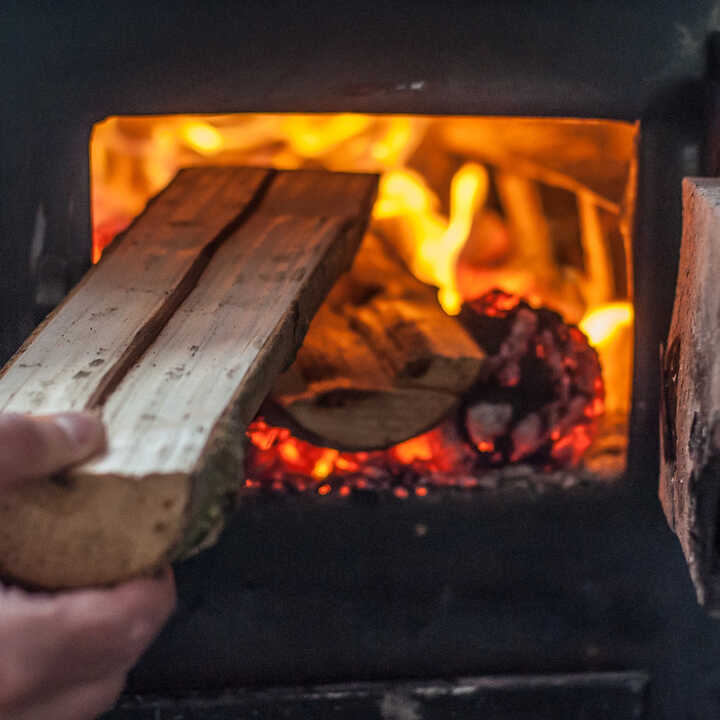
[0,473,190,589]
[283,386,459,452]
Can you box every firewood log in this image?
[270,236,486,450]
[0,167,377,588]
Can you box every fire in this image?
[393,434,435,464]
[373,170,435,217]
[579,301,633,415]
[91,114,635,491]
[579,302,633,345]
[311,449,339,480]
[245,289,608,492]
[370,162,489,313]
[420,163,489,313]
[284,114,373,157]
[91,116,631,321]
[246,417,470,496]
[183,121,224,154]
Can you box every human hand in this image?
[0,413,176,720]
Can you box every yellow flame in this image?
[373,169,438,218]
[579,301,633,346]
[283,114,372,157]
[372,163,488,313]
[183,122,224,154]
[371,118,413,163]
[412,162,489,313]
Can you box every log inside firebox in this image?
[269,235,486,450]
[0,166,378,589]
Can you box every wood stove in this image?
[3,2,720,718]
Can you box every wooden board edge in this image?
[86,169,276,408]
[174,188,377,559]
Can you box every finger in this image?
[0,568,176,702]
[56,567,177,677]
[6,672,127,720]
[0,412,105,485]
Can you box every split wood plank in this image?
[0,166,272,414]
[0,167,377,588]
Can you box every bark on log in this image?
[0,167,377,588]
[270,236,486,450]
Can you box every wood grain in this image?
[0,166,271,414]
[660,178,720,614]
[0,167,377,588]
[271,235,485,450]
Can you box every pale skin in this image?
[0,413,176,719]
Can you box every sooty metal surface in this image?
[105,672,648,719]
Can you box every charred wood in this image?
[459,290,604,469]
[270,236,486,450]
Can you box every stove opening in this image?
[91,115,636,495]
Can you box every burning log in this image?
[247,290,611,492]
[458,290,605,469]
[0,166,378,588]
[270,236,486,450]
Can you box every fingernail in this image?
[54,412,102,450]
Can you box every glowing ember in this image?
[246,416,474,496]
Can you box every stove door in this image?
[660,177,720,614]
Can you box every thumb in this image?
[0,413,106,486]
